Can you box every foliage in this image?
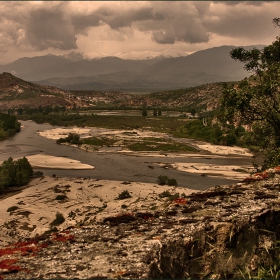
[159,190,180,200]
[221,25,280,167]
[127,140,197,152]
[0,113,21,140]
[117,190,132,200]
[167,178,178,186]
[142,108,147,117]
[82,136,116,147]
[0,157,33,192]
[57,133,81,145]
[157,175,169,185]
[157,175,177,186]
[190,108,196,116]
[18,113,189,134]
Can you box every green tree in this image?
[17,108,23,115]
[15,157,33,186]
[0,157,33,190]
[0,157,15,188]
[142,108,147,117]
[190,108,196,117]
[221,19,280,167]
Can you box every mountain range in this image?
[0,45,264,92]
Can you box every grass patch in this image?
[82,136,117,146]
[18,114,190,134]
[159,190,180,200]
[127,141,197,152]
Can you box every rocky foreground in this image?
[1,172,280,279]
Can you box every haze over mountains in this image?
[0,45,264,92]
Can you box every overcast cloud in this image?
[0,1,279,63]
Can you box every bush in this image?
[0,156,33,189]
[157,175,177,186]
[159,190,172,198]
[224,133,237,146]
[159,190,179,200]
[157,175,168,185]
[142,109,147,117]
[56,133,81,145]
[117,190,132,200]
[167,178,178,186]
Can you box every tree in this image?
[190,108,196,117]
[142,108,147,117]
[15,157,33,186]
[0,157,15,188]
[221,19,280,167]
[0,157,33,190]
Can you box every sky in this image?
[0,1,280,64]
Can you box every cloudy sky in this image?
[0,1,279,64]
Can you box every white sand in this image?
[196,143,252,156]
[26,154,94,169]
[39,127,92,140]
[0,176,196,246]
[34,126,254,180]
[169,163,252,180]
[38,126,252,157]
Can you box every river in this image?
[0,120,253,191]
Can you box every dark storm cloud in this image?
[152,31,176,44]
[216,1,272,6]
[71,6,159,32]
[70,2,211,45]
[204,2,278,40]
[0,1,279,55]
[26,6,77,50]
[0,2,78,52]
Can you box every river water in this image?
[0,120,253,191]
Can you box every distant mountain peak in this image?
[113,49,189,60]
[62,51,85,61]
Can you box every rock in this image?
[2,175,280,279]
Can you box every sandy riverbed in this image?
[35,127,253,180]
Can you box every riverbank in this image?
[35,126,253,180]
[0,120,254,190]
